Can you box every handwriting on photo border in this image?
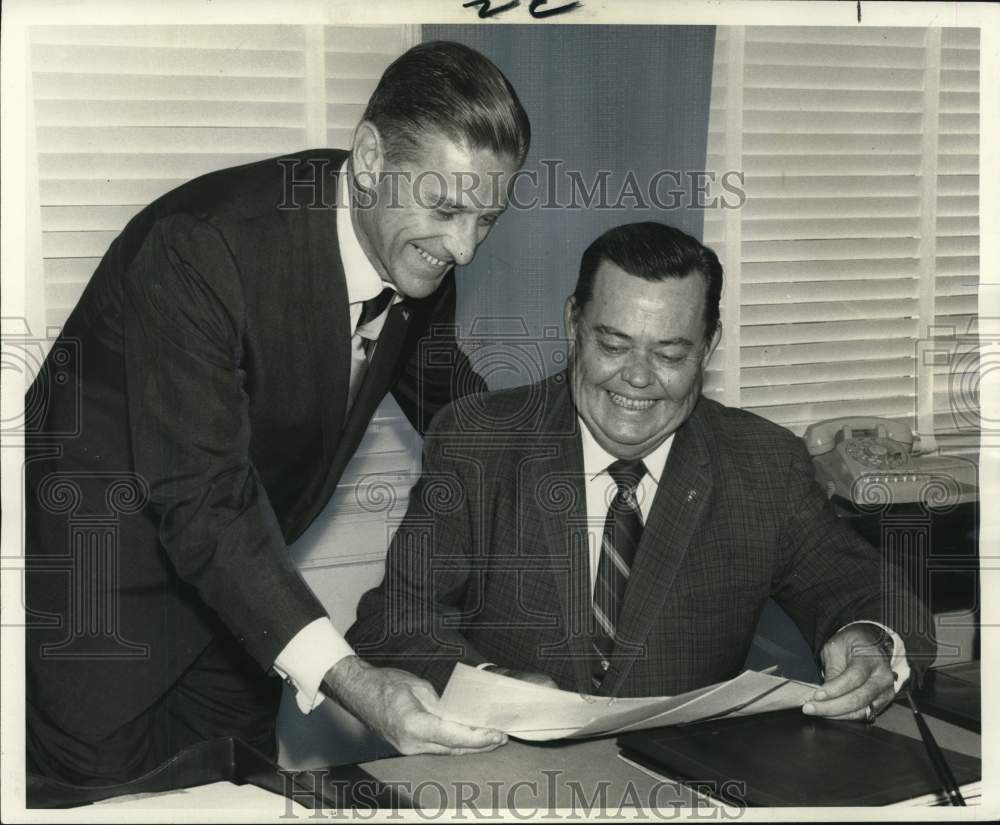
[462,0,584,21]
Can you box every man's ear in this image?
[701,322,722,369]
[563,296,579,343]
[351,121,384,191]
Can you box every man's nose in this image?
[621,353,654,388]
[443,219,478,266]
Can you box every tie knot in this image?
[358,287,394,328]
[607,458,647,496]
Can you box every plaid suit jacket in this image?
[348,371,934,697]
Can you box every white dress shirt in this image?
[272,161,398,713]
[576,418,909,692]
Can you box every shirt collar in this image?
[578,416,674,486]
[337,160,397,306]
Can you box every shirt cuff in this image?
[272,618,354,714]
[840,620,910,694]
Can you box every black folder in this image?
[617,708,981,807]
[903,660,981,733]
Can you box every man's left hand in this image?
[802,625,897,721]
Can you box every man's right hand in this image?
[321,656,507,755]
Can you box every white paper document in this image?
[437,664,818,742]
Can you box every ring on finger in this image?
[864,703,876,724]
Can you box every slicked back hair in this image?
[362,41,531,166]
[573,222,723,344]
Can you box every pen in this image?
[906,689,966,806]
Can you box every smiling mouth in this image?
[413,243,449,268]
[608,391,658,411]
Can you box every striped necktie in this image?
[591,458,647,689]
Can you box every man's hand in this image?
[802,625,898,721]
[483,665,559,689]
[321,656,507,755]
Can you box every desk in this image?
[360,704,981,810]
[38,705,981,813]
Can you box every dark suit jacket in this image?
[25,149,485,736]
[347,372,935,697]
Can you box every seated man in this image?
[347,222,934,722]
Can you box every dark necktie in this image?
[591,458,647,689]
[357,287,394,358]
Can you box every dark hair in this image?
[362,41,531,165]
[573,222,723,342]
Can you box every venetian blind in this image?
[32,25,308,330]
[30,24,413,332]
[931,27,980,451]
[704,26,980,453]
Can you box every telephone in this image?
[803,417,978,507]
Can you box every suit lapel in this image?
[281,175,352,539]
[524,376,595,693]
[602,402,713,695]
[300,162,351,456]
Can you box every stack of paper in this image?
[437,664,818,741]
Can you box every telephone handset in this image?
[803,416,977,506]
[804,416,915,464]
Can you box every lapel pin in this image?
[686,489,698,502]
[401,309,410,321]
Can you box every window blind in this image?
[31,24,415,333]
[931,26,980,451]
[32,25,311,330]
[704,26,980,453]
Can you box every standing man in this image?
[349,222,933,718]
[25,41,529,785]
